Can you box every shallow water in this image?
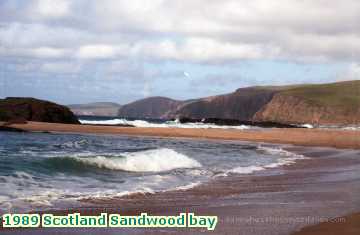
[0,131,304,213]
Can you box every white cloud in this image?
[139,37,268,62]
[29,0,71,19]
[76,44,129,59]
[0,46,67,58]
[1,0,360,63]
[31,47,66,58]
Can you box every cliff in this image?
[115,80,360,125]
[254,80,360,125]
[170,87,276,120]
[0,97,80,124]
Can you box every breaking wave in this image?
[49,148,201,173]
[79,118,251,130]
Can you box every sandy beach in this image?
[293,213,360,235]
[4,121,360,149]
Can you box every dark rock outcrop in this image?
[0,97,80,124]
[175,117,299,128]
[0,126,28,132]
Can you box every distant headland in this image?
[69,80,360,126]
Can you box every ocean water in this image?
[0,131,305,214]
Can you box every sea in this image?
[0,126,306,214]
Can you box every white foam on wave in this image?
[257,146,307,168]
[257,146,305,158]
[0,171,68,213]
[61,139,89,148]
[79,118,252,130]
[297,123,360,131]
[228,166,265,174]
[72,148,201,172]
[227,146,307,175]
[171,182,201,191]
[0,171,203,213]
[299,124,314,128]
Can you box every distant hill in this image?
[117,80,360,125]
[68,102,121,116]
[117,97,182,119]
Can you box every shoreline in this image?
[1,144,360,234]
[1,122,360,234]
[3,121,360,149]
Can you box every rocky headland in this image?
[0,97,80,124]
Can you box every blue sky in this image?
[0,0,359,105]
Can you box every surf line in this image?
[3,213,218,231]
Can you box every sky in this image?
[0,0,359,105]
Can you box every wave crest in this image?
[53,148,201,172]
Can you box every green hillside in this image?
[280,80,360,109]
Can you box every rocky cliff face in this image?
[253,93,360,125]
[117,80,360,125]
[170,88,276,120]
[116,88,275,120]
[0,97,80,124]
[118,97,182,118]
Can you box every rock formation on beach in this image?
[0,97,80,124]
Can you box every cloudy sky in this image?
[0,0,359,104]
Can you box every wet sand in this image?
[1,144,360,235]
[292,213,360,235]
[3,121,360,149]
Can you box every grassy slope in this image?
[258,80,360,109]
[281,80,360,109]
